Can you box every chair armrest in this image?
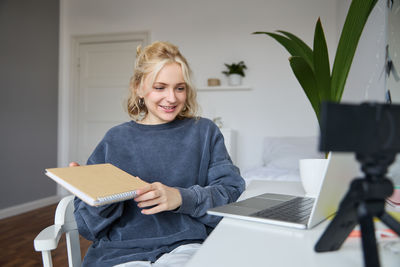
[34,224,63,251]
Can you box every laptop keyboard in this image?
[250,197,315,224]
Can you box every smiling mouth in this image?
[159,105,177,111]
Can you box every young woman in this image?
[73,41,245,267]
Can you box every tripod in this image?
[314,153,400,267]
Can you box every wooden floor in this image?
[0,203,91,267]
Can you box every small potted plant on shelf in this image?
[222,61,247,86]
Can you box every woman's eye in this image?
[177,87,186,91]
[154,87,164,90]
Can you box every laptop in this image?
[208,153,360,229]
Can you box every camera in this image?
[319,102,400,155]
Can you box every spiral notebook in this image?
[45,164,148,206]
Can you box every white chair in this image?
[34,195,82,267]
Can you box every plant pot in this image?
[228,74,242,86]
[299,158,328,197]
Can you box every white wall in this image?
[60,0,385,172]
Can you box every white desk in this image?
[186,180,400,267]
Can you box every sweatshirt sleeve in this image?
[175,128,245,228]
[73,141,125,241]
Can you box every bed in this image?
[241,136,325,187]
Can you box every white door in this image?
[75,37,145,164]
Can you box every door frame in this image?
[58,32,149,194]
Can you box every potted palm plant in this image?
[222,61,247,86]
[253,0,377,127]
[253,0,377,196]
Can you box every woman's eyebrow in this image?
[154,82,186,86]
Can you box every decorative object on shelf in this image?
[222,61,247,86]
[253,0,377,128]
[212,117,224,128]
[207,78,221,86]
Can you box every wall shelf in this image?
[197,86,252,91]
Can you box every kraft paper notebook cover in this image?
[45,164,148,206]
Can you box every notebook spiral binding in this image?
[96,191,137,204]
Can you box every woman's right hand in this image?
[69,162,80,167]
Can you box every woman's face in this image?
[140,62,187,125]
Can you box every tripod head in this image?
[356,152,396,182]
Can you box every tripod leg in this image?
[358,203,380,267]
[379,212,400,236]
[315,205,358,252]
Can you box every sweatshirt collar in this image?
[129,118,189,131]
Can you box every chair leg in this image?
[41,250,53,267]
[66,230,82,267]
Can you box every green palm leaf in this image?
[289,56,320,120]
[277,30,314,70]
[253,32,313,70]
[253,32,297,56]
[313,18,331,102]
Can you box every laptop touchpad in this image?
[233,197,283,210]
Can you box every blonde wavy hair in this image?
[127,41,199,121]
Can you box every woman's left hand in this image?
[134,182,182,215]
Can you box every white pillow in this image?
[262,136,324,170]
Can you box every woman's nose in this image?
[165,88,177,103]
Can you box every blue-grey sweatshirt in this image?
[73,117,246,267]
